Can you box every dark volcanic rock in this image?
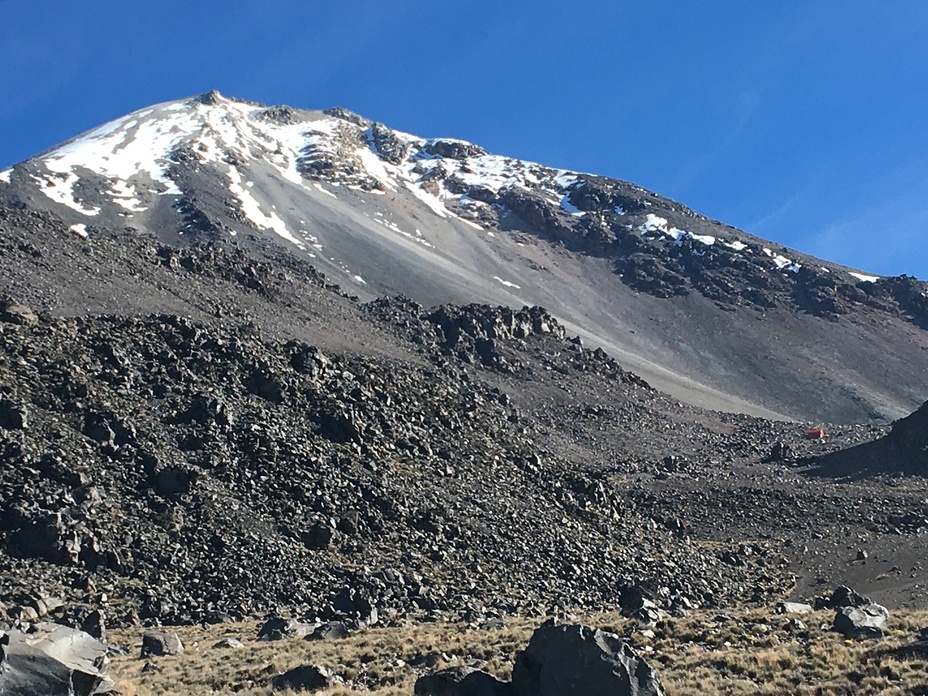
[259,105,300,125]
[305,621,349,641]
[80,609,106,642]
[272,664,336,692]
[423,139,486,161]
[414,666,512,696]
[323,107,371,127]
[886,400,928,470]
[824,586,871,610]
[370,123,408,165]
[153,466,198,496]
[511,620,665,696]
[810,402,928,477]
[11,512,83,566]
[0,300,38,325]
[258,616,316,641]
[0,400,28,430]
[0,254,908,627]
[140,630,184,657]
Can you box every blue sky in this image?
[3,1,928,278]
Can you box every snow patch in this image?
[41,105,194,195]
[553,171,578,189]
[762,248,801,273]
[724,240,747,252]
[313,182,339,199]
[108,179,146,212]
[69,223,89,239]
[0,169,11,184]
[404,181,448,218]
[850,272,879,283]
[493,276,521,289]
[680,231,715,246]
[355,146,397,191]
[37,97,338,202]
[638,214,672,235]
[638,214,714,246]
[227,166,302,247]
[455,154,522,191]
[34,172,100,216]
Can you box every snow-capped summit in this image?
[1,92,821,292]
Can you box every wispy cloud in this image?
[798,183,928,277]
[749,188,810,233]
[0,34,80,118]
[667,89,762,194]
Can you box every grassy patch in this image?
[108,609,928,695]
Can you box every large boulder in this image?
[777,601,813,614]
[80,609,106,642]
[511,620,665,696]
[271,664,337,692]
[305,621,350,641]
[833,604,889,639]
[257,616,317,641]
[823,586,870,609]
[0,623,116,695]
[140,629,184,656]
[414,666,512,696]
[11,511,82,565]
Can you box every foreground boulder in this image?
[414,666,512,695]
[778,601,813,614]
[415,621,665,695]
[819,586,871,610]
[305,621,350,641]
[140,629,184,656]
[511,621,665,696]
[271,664,337,692]
[257,616,317,641]
[0,623,116,695]
[833,604,889,639]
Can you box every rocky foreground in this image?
[103,601,928,694]
[4,585,923,695]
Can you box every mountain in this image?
[3,92,928,631]
[2,90,927,424]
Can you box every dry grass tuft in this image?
[107,609,928,695]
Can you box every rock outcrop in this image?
[416,621,664,696]
[511,621,665,696]
[0,623,116,695]
[414,666,511,696]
